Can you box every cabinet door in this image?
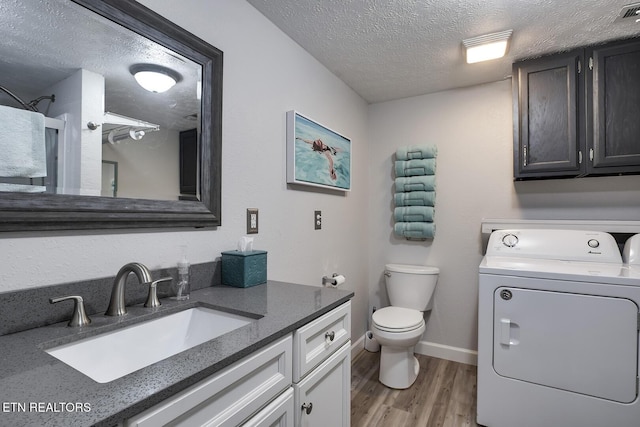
[242,388,294,427]
[513,51,585,179]
[589,39,640,173]
[294,341,350,427]
[125,335,292,427]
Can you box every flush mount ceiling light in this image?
[130,64,182,93]
[463,30,513,64]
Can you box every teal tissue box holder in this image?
[221,250,267,288]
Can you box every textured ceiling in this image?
[0,0,200,131]
[247,0,640,103]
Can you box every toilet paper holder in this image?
[322,273,343,286]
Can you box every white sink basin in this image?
[46,307,255,383]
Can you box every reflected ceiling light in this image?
[130,64,182,93]
[463,30,513,64]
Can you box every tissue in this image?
[237,236,254,252]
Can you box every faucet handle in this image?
[144,277,173,308]
[50,295,92,327]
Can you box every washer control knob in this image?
[587,239,600,248]
[502,234,519,248]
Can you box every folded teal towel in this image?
[395,159,436,177]
[394,222,436,239]
[395,176,436,192]
[396,145,437,161]
[394,206,434,222]
[394,191,435,207]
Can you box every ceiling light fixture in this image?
[463,30,513,64]
[130,64,182,93]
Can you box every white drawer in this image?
[126,334,292,427]
[293,301,351,382]
[241,387,294,427]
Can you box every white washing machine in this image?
[477,229,640,427]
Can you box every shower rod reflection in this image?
[0,85,55,112]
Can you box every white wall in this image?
[102,128,181,200]
[47,69,104,196]
[0,0,370,339]
[368,79,640,355]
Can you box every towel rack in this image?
[393,145,437,241]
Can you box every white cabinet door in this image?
[293,341,350,427]
[126,335,292,427]
[242,388,294,427]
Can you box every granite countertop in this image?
[0,281,353,427]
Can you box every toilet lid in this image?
[372,307,424,331]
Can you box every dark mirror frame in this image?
[0,0,222,232]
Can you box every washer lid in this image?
[372,306,424,330]
[385,263,439,275]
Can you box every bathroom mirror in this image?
[0,0,222,231]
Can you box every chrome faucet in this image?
[105,262,152,316]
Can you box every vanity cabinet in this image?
[124,302,351,427]
[293,301,351,427]
[513,38,640,179]
[125,335,292,427]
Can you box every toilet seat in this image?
[372,306,424,332]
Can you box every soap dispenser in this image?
[173,246,190,300]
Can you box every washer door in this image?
[493,287,639,403]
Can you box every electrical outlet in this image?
[315,210,322,230]
[247,208,258,234]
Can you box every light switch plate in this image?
[314,210,322,230]
[247,208,258,234]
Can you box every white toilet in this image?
[371,263,439,389]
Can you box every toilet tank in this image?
[385,263,439,311]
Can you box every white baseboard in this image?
[415,340,478,366]
[351,334,365,359]
[351,334,476,366]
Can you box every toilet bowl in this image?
[371,263,439,389]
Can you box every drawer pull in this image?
[325,331,335,342]
[301,402,313,414]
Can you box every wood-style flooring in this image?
[351,350,479,427]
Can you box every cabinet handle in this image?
[325,331,335,342]
[301,402,313,414]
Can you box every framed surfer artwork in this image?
[286,110,352,192]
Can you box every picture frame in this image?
[286,110,352,191]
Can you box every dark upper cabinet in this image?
[513,51,585,179]
[588,40,640,174]
[513,38,640,180]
